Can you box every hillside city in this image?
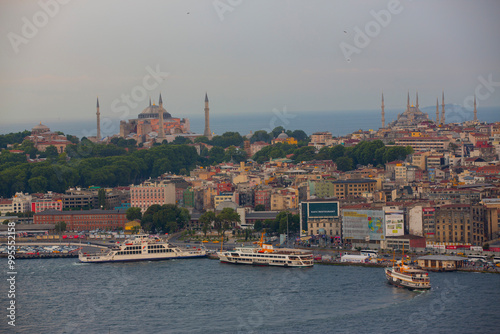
[1,96,500,254]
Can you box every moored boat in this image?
[79,234,206,263]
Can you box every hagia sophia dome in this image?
[138,100,171,119]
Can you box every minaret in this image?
[441,91,445,125]
[415,91,419,109]
[473,95,477,121]
[204,93,211,138]
[96,97,101,140]
[158,93,165,139]
[407,91,410,111]
[436,98,440,124]
[381,92,385,128]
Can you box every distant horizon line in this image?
[4,105,500,125]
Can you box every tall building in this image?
[435,204,485,246]
[204,93,211,138]
[130,180,176,212]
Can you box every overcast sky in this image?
[0,0,499,130]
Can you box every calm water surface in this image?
[1,258,499,333]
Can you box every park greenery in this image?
[0,128,413,198]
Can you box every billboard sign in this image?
[308,202,339,217]
[384,207,404,237]
[342,210,385,241]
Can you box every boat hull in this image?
[219,259,312,268]
[218,252,313,268]
[79,253,206,263]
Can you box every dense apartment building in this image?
[270,188,298,211]
[63,188,97,209]
[130,180,175,212]
[34,209,127,231]
[309,179,377,199]
[254,188,272,211]
[63,188,130,210]
[331,179,377,198]
[394,137,450,151]
[31,199,63,213]
[425,188,482,205]
[434,204,485,246]
[0,193,32,213]
[214,193,235,208]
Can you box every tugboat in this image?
[385,250,431,291]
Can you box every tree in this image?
[291,130,308,141]
[42,145,59,159]
[271,126,285,139]
[55,221,67,233]
[336,156,354,172]
[97,188,106,209]
[250,130,271,144]
[331,145,346,161]
[131,225,141,234]
[126,207,142,221]
[141,204,190,233]
[293,146,316,163]
[254,204,266,211]
[253,219,263,232]
[217,208,240,234]
[200,211,216,237]
[208,146,225,164]
[223,146,247,163]
[194,136,210,144]
[211,132,244,148]
[172,136,192,145]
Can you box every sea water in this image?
[1,258,498,333]
[2,107,499,138]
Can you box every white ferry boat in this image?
[217,234,313,268]
[79,234,206,263]
[385,255,430,291]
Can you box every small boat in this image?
[78,234,206,263]
[385,251,430,291]
[217,233,313,268]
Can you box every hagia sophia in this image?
[118,93,211,145]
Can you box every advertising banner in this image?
[342,210,385,241]
[385,214,404,236]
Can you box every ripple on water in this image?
[5,258,499,334]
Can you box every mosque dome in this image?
[277,131,289,139]
[31,122,50,134]
[138,105,171,119]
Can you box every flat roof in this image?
[416,255,465,261]
[332,179,376,184]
